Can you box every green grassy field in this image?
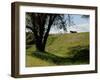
[26,32,89,67]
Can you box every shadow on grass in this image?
[67,45,89,64]
[27,45,89,65]
[27,51,73,65]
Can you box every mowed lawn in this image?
[26,32,89,67]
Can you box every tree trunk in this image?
[34,35,45,52]
[32,15,57,52]
[35,33,49,52]
[35,43,45,52]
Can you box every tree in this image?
[26,13,73,52]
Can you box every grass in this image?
[26,55,56,67]
[26,32,89,67]
[46,32,89,57]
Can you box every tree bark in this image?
[41,15,57,51]
[29,14,57,52]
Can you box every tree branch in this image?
[26,25,33,31]
[42,15,57,49]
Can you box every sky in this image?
[50,14,90,34]
[26,13,90,33]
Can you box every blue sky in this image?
[50,14,90,34]
[71,14,89,25]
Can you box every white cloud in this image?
[68,23,89,33]
[49,23,89,34]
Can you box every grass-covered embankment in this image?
[26,32,89,67]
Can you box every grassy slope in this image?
[46,32,89,57]
[26,32,89,67]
